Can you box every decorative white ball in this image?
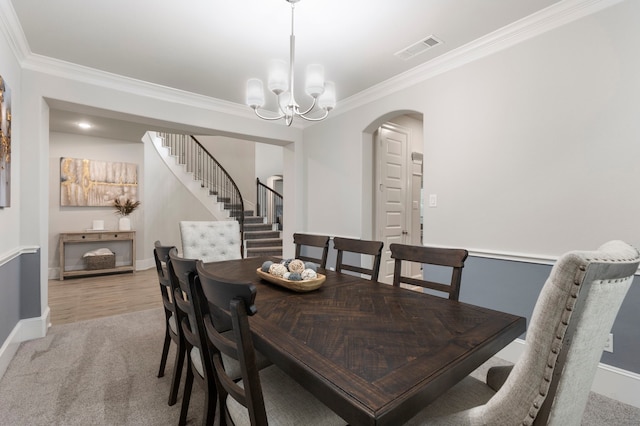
[301,269,317,280]
[288,259,305,274]
[283,272,291,280]
[269,263,288,277]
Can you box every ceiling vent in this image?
[395,35,442,60]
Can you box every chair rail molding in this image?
[0,245,39,268]
[425,244,640,275]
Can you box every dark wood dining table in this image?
[204,256,526,426]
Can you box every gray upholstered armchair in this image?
[179,220,242,262]
[404,240,639,425]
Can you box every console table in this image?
[59,231,136,280]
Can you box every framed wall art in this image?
[0,74,11,208]
[60,157,138,207]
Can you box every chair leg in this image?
[157,325,171,378]
[202,378,217,426]
[168,339,186,406]
[179,363,194,426]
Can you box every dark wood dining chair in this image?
[293,232,330,268]
[168,249,217,426]
[333,236,384,281]
[153,241,185,406]
[169,249,271,426]
[389,243,469,300]
[403,240,640,425]
[195,261,346,426]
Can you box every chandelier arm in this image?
[298,109,330,122]
[253,108,286,121]
[296,96,318,116]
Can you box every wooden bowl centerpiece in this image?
[256,259,325,292]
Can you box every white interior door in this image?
[375,124,410,284]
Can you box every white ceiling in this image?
[10,0,563,137]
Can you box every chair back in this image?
[180,220,242,263]
[293,233,330,268]
[153,240,173,288]
[195,261,268,425]
[480,240,639,425]
[153,242,185,406]
[168,250,213,376]
[389,243,469,300]
[154,241,181,318]
[333,236,384,281]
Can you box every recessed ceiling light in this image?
[78,122,92,129]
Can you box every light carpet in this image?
[0,308,202,425]
[1,308,639,425]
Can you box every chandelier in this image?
[246,0,336,126]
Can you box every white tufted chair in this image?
[403,240,640,426]
[179,221,242,263]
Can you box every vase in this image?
[118,217,131,231]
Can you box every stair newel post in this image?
[256,178,261,220]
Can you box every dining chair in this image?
[179,220,243,263]
[153,241,185,406]
[168,249,218,426]
[333,236,384,281]
[403,240,640,426]
[389,243,469,300]
[168,249,271,425]
[195,260,346,426]
[293,232,330,268]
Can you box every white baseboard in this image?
[497,339,640,409]
[0,330,20,381]
[136,258,154,271]
[0,307,49,380]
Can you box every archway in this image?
[362,110,424,284]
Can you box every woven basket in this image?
[85,254,115,270]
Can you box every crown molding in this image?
[0,0,258,119]
[24,53,254,115]
[0,0,29,63]
[21,52,308,129]
[334,0,625,117]
[1,0,623,128]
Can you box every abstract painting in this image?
[60,157,138,207]
[0,74,11,207]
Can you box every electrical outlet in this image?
[604,333,613,353]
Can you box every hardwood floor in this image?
[48,268,162,325]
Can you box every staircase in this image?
[244,215,283,257]
[152,132,282,258]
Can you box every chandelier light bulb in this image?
[318,81,336,111]
[246,78,265,109]
[267,59,288,95]
[305,64,325,98]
